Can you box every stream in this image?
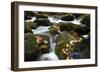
[31,16,81,61]
[26,15,89,61]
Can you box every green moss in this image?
[24,33,40,61]
[58,22,90,35]
[55,32,74,59]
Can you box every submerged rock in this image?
[24,33,40,61]
[61,14,75,21]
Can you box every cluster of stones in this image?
[24,11,90,61]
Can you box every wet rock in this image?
[34,18,51,26]
[61,14,75,21]
[55,31,75,59]
[35,34,50,54]
[58,22,90,35]
[24,33,40,61]
[80,14,90,26]
[55,31,83,60]
[25,21,38,29]
[25,22,33,33]
[49,24,60,35]
[79,35,90,59]
[24,11,36,20]
[79,47,90,59]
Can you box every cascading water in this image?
[32,25,59,60]
[31,15,87,61]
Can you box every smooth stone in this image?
[34,18,51,26]
[61,14,74,21]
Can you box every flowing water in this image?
[30,16,87,61]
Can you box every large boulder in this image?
[24,33,40,61]
[25,21,39,33]
[58,22,90,35]
[24,22,33,33]
[55,31,83,60]
[35,34,50,54]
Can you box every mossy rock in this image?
[48,24,60,35]
[35,34,50,54]
[61,14,74,21]
[25,21,38,29]
[24,22,33,33]
[24,33,40,61]
[34,18,51,26]
[55,31,74,60]
[80,14,90,26]
[58,22,90,35]
[55,31,83,59]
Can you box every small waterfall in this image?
[38,32,59,60]
[33,26,59,61]
[49,34,56,52]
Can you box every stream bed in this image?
[24,11,90,61]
